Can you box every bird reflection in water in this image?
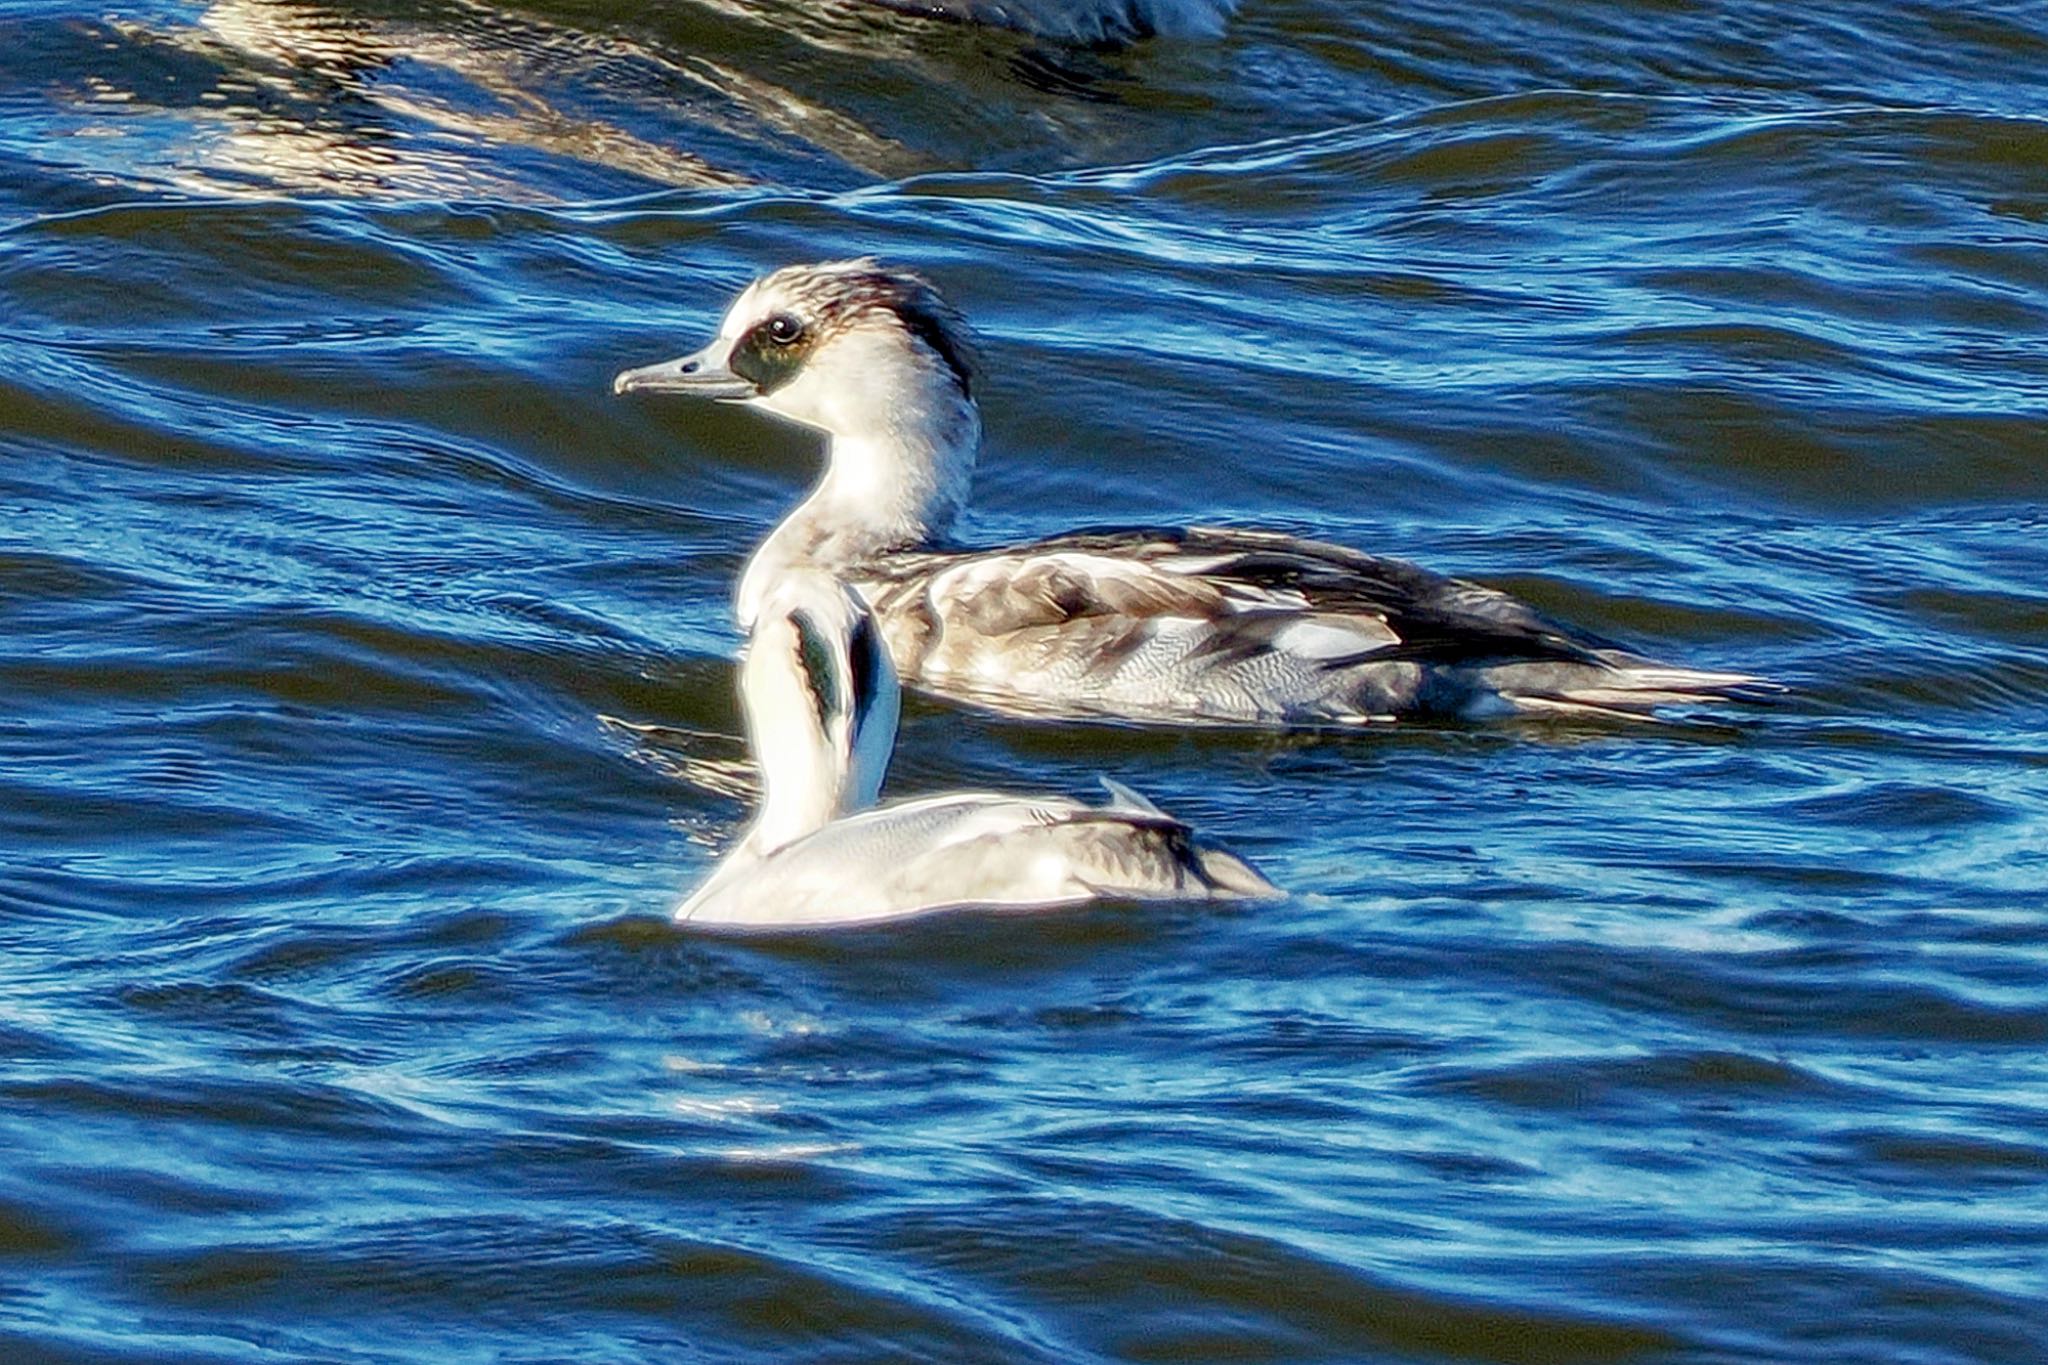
[68,0,748,200]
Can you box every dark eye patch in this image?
[730,313,811,394]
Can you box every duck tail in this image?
[1095,778,1283,901]
[1190,845,1285,901]
[1497,654,1784,720]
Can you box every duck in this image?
[615,258,1768,728]
[676,566,1279,927]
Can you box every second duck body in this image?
[677,567,1277,927]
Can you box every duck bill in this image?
[611,346,756,400]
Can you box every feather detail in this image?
[679,789,1278,927]
[849,525,1757,726]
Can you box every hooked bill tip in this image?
[612,364,660,396]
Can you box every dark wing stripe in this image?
[788,607,841,732]
[846,608,888,746]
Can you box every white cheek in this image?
[760,337,888,425]
[756,364,833,428]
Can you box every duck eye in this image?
[765,313,804,346]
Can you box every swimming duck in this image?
[676,566,1279,927]
[616,258,1765,727]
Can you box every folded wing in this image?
[854,526,1758,724]
[677,788,1278,928]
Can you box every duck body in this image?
[678,782,1277,928]
[616,258,1769,730]
[674,565,1278,929]
[849,524,1752,725]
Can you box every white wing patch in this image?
[1269,616,1397,660]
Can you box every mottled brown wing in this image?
[858,526,1610,670]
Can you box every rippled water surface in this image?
[5,2,2048,1360]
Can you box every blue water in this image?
[4,2,2047,1360]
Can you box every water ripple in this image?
[5,1,2048,1361]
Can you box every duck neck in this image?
[745,760,841,859]
[735,626,848,857]
[738,398,980,625]
[730,576,901,857]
